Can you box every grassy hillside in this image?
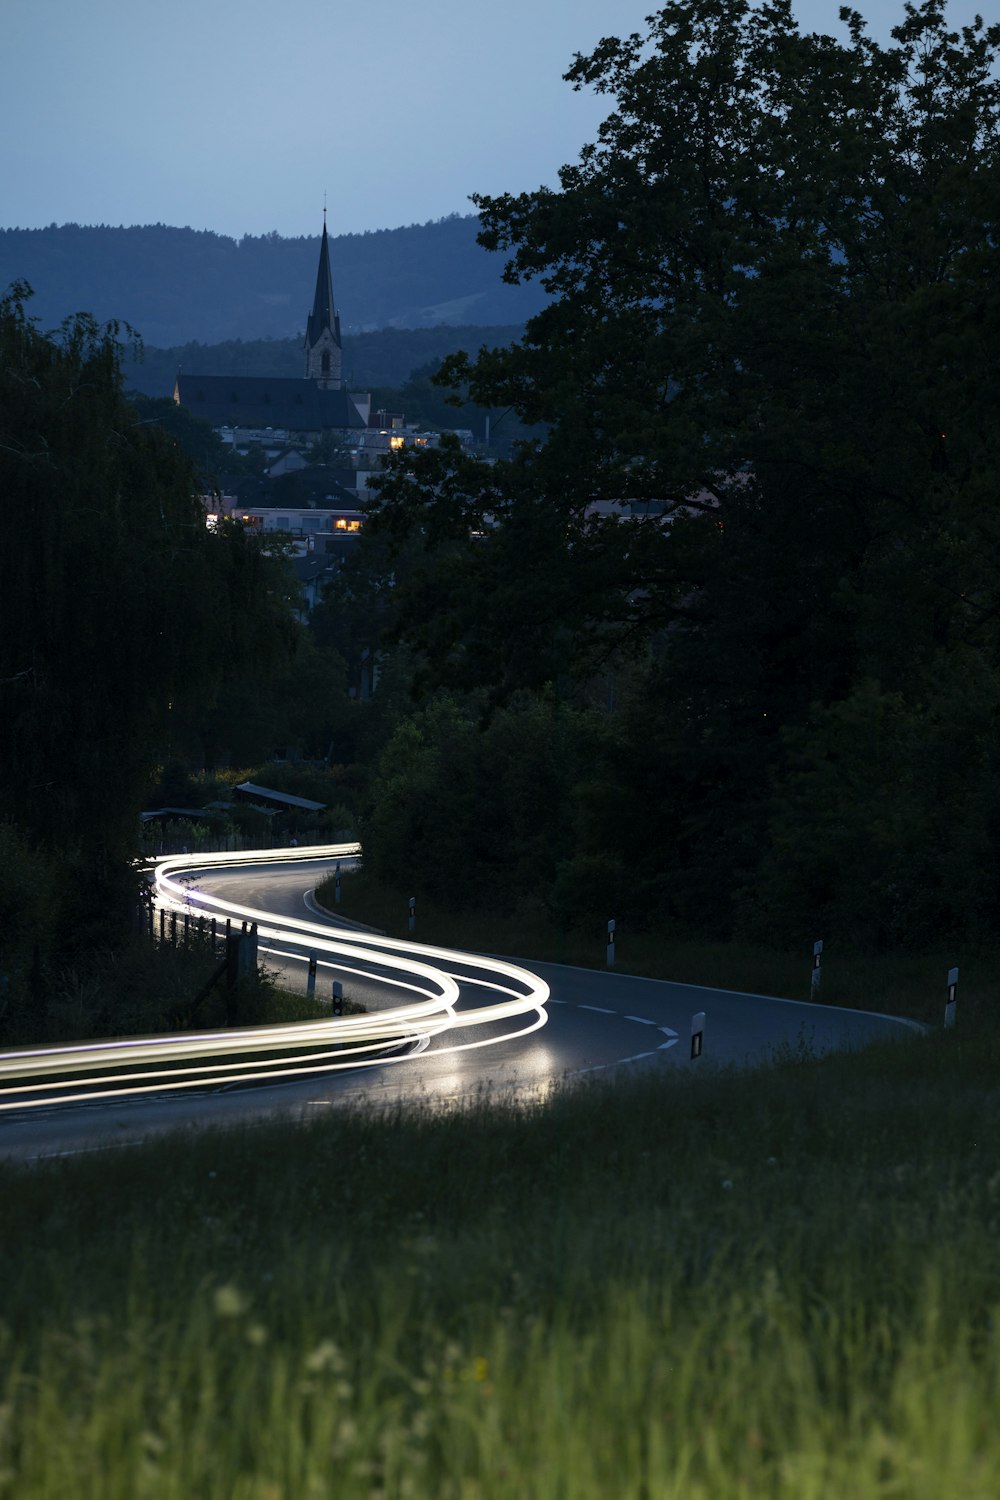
[0,1004,996,1495]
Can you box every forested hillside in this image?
[0,217,546,347]
[121,324,525,398]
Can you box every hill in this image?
[0,217,547,346]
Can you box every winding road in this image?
[0,844,922,1161]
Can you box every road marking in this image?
[523,956,926,1032]
[569,1050,659,1076]
[579,1005,615,1015]
[624,1015,656,1025]
[659,1026,679,1038]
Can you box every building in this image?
[173,213,370,446]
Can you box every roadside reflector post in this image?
[242,923,258,979]
[332,980,343,1016]
[811,939,823,997]
[335,862,342,905]
[606,918,616,968]
[945,965,959,1029]
[307,951,318,1000]
[408,896,416,934]
[691,1011,705,1060]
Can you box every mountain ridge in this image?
[0,216,547,346]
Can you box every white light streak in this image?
[0,843,549,1111]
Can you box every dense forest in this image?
[121,324,525,398]
[0,217,546,347]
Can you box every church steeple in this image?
[304,211,343,387]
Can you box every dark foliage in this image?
[0,283,298,998]
[351,0,1000,950]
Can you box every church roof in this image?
[305,221,341,350]
[175,375,366,431]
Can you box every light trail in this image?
[0,843,550,1111]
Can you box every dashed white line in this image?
[549,1002,682,1071]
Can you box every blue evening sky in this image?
[1,0,990,239]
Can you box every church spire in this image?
[304,213,342,386]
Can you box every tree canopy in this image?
[351,0,1000,947]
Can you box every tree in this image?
[0,283,297,979]
[362,691,607,913]
[358,2,1000,944]
[368,0,1000,673]
[126,392,237,484]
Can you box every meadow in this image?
[1,1004,997,1497]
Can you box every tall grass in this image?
[1,1019,999,1495]
[1,935,338,1049]
[314,868,974,1025]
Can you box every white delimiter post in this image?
[606,918,616,968]
[307,951,317,1000]
[691,1011,705,1059]
[945,966,959,1028]
[335,862,341,905]
[811,940,823,996]
[408,896,416,934]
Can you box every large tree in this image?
[369,0,999,674]
[0,283,297,975]
[359,1,1000,944]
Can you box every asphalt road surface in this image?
[0,852,922,1162]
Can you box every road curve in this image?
[0,845,923,1161]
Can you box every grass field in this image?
[313,868,975,1028]
[1,1003,998,1496]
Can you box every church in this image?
[172,216,371,448]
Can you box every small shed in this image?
[232,782,326,813]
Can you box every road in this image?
[0,847,922,1161]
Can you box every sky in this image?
[1,0,990,241]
